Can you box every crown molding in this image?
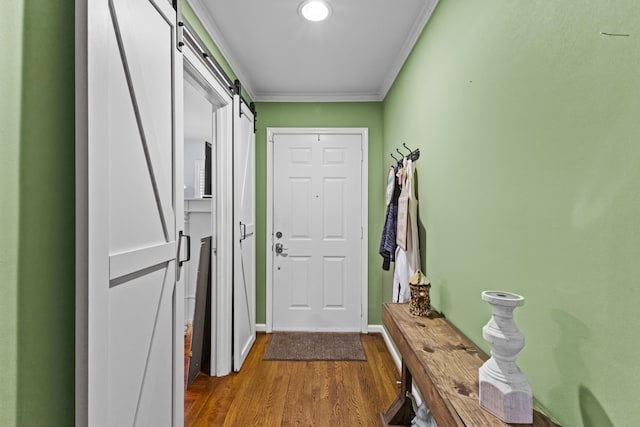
[253,92,383,103]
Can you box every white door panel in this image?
[78,0,182,425]
[108,0,175,241]
[106,2,170,253]
[272,132,363,331]
[109,242,175,279]
[233,100,256,371]
[108,264,173,427]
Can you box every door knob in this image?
[275,242,288,255]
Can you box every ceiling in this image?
[188,0,439,102]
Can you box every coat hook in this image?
[402,143,413,154]
[396,148,405,158]
[390,153,400,163]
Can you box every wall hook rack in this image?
[390,145,420,163]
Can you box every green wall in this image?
[0,0,76,425]
[0,1,24,425]
[254,102,386,324]
[383,0,640,425]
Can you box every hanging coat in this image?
[379,167,401,270]
[396,162,408,250]
[393,159,420,303]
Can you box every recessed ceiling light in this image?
[299,0,331,22]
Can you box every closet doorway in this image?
[266,128,369,333]
[182,29,256,379]
[183,42,234,377]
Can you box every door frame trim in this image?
[265,127,369,333]
[183,42,235,377]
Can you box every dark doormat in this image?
[263,332,366,361]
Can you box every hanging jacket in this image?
[379,167,401,270]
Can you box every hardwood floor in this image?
[185,332,401,426]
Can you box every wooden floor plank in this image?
[185,332,400,427]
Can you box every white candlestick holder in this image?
[479,290,532,424]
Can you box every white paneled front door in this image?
[269,129,367,332]
[76,0,183,425]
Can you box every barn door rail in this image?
[182,25,233,97]
[182,24,257,131]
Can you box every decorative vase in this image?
[478,291,532,424]
[409,270,432,317]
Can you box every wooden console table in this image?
[380,303,559,427]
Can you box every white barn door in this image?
[233,99,256,371]
[76,0,184,425]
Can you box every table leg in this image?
[380,360,415,427]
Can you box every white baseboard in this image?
[256,323,266,332]
[367,324,401,371]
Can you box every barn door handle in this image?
[178,230,191,267]
[239,222,255,241]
